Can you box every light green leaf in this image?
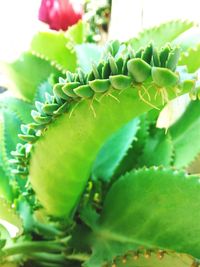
[0,166,12,201]
[99,252,193,267]
[113,114,149,175]
[92,118,140,182]
[31,31,77,72]
[66,20,86,45]
[1,53,61,101]
[0,96,33,123]
[139,128,174,167]
[86,167,200,266]
[29,76,192,217]
[179,44,200,72]
[129,20,194,50]
[0,108,22,180]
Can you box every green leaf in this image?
[1,52,61,101]
[75,44,102,72]
[97,252,194,267]
[0,224,10,241]
[65,20,86,45]
[92,118,140,182]
[179,44,200,72]
[2,109,22,163]
[29,76,192,217]
[0,96,33,123]
[170,100,200,168]
[139,128,173,167]
[86,167,200,266]
[0,166,12,201]
[129,20,194,50]
[0,108,25,188]
[113,114,149,176]
[31,31,77,72]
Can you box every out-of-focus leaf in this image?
[31,31,77,72]
[1,52,61,101]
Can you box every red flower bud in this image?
[38,0,83,31]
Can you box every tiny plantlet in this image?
[1,20,200,267]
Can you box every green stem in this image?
[28,252,66,264]
[34,220,63,237]
[2,240,63,257]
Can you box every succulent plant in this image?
[1,20,200,267]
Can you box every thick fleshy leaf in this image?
[15,42,197,218]
[86,167,200,266]
[29,73,194,217]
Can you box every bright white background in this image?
[109,0,200,40]
[0,0,42,60]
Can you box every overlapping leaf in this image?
[0,53,61,101]
[92,118,140,182]
[31,31,77,72]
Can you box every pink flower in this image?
[39,0,83,31]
